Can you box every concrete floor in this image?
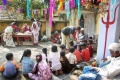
[0,41,80,80]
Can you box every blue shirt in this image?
[21,57,34,74]
[3,61,17,77]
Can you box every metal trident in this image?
[102,4,120,58]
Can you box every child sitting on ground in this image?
[49,45,62,76]
[42,48,48,63]
[28,54,52,80]
[73,45,81,63]
[66,47,77,69]
[60,51,72,74]
[0,53,19,79]
[20,49,34,77]
[59,45,69,54]
[87,40,94,58]
[80,43,90,62]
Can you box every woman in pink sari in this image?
[31,21,39,45]
[28,54,52,80]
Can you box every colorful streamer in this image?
[78,0,81,18]
[26,0,30,18]
[49,0,53,27]
[2,0,7,5]
[75,0,78,7]
[65,1,70,19]
[69,0,74,9]
[110,0,116,19]
[58,0,63,13]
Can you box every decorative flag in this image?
[0,5,3,10]
[110,0,116,19]
[69,0,74,9]
[81,0,85,6]
[26,0,30,18]
[49,0,53,27]
[65,1,70,19]
[58,0,63,13]
[78,0,80,18]
[2,0,7,5]
[97,0,101,2]
[9,0,12,2]
[75,0,78,7]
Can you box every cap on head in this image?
[108,43,120,53]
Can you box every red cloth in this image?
[73,31,76,40]
[11,25,20,32]
[22,26,31,41]
[51,34,59,43]
[88,45,94,57]
[81,48,90,62]
[73,49,81,62]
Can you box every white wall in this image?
[96,0,120,63]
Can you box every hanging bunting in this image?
[49,0,53,27]
[31,10,34,18]
[58,0,63,13]
[2,0,7,5]
[110,0,116,19]
[81,0,85,6]
[65,1,70,19]
[26,0,31,18]
[75,0,78,7]
[97,0,101,2]
[0,5,3,10]
[78,0,81,18]
[69,0,74,9]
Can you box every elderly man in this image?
[78,42,120,80]
[76,28,88,44]
[61,26,80,49]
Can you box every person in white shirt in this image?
[48,45,62,76]
[66,47,77,68]
[95,42,120,79]
[78,42,120,80]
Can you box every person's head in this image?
[6,53,13,61]
[75,26,81,32]
[31,18,35,22]
[20,49,31,62]
[42,48,47,56]
[74,45,77,49]
[69,47,75,53]
[36,54,42,63]
[87,40,93,45]
[60,51,65,57]
[55,31,58,34]
[51,45,58,52]
[81,28,84,34]
[108,43,120,57]
[11,22,16,26]
[80,43,87,50]
[60,45,66,50]
[69,41,74,47]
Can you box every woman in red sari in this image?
[22,23,31,41]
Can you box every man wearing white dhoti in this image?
[3,26,16,47]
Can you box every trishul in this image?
[102,4,120,58]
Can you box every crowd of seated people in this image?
[0,40,119,80]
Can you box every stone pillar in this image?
[96,0,120,63]
[46,20,51,39]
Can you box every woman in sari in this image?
[31,21,39,45]
[3,26,16,47]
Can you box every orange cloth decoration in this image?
[58,0,63,13]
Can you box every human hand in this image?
[92,67,100,72]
